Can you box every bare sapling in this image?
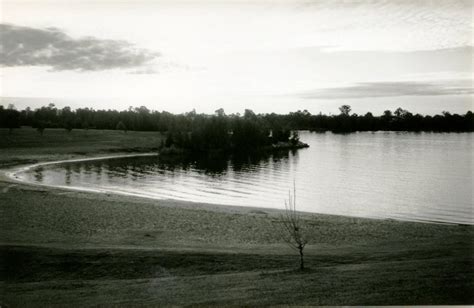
[280,182,307,270]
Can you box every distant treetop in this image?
[0,104,472,133]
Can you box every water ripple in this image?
[24,132,474,225]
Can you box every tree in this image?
[36,121,46,136]
[165,132,174,147]
[338,105,351,116]
[394,107,409,119]
[116,121,127,133]
[2,103,473,134]
[215,108,226,117]
[382,110,392,119]
[82,120,89,130]
[279,183,307,270]
[4,104,20,134]
[244,109,257,120]
[64,120,73,133]
[61,106,74,133]
[290,131,299,145]
[272,128,291,143]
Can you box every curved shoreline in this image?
[3,152,163,200]
[1,153,468,226]
[0,152,301,217]
[5,152,159,183]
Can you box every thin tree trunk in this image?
[299,247,304,270]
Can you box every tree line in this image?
[1,103,473,134]
[159,111,303,153]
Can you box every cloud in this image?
[295,0,473,52]
[0,24,160,71]
[300,80,474,99]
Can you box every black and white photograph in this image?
[0,0,473,306]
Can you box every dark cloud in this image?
[300,80,474,99]
[0,24,160,71]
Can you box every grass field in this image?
[0,127,473,306]
[0,127,164,168]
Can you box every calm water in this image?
[21,132,473,224]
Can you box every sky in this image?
[0,0,473,115]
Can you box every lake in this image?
[20,131,473,225]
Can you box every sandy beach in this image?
[1,128,473,305]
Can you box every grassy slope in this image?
[1,128,473,306]
[0,127,163,168]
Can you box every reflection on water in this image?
[22,132,473,225]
